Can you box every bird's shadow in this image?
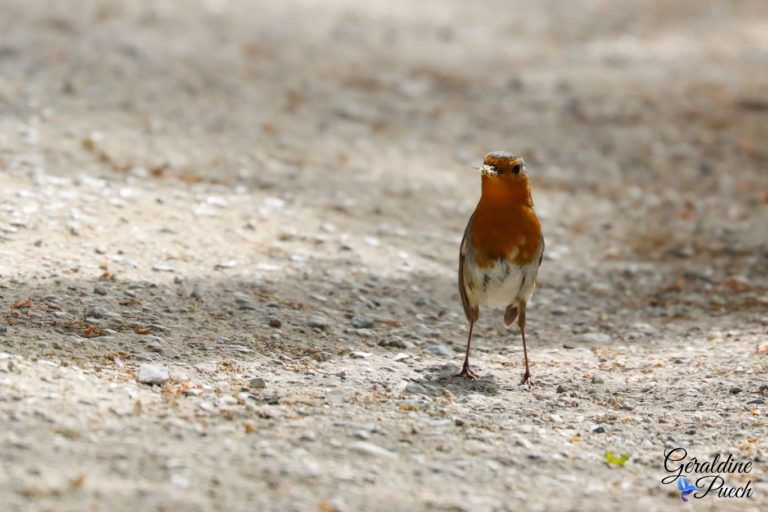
[416,362,501,396]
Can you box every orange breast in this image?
[469,200,542,268]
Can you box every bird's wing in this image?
[537,233,545,268]
[458,215,477,321]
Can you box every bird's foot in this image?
[519,370,534,388]
[457,363,480,380]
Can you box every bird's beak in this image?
[481,164,498,177]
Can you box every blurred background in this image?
[3,0,767,320]
[0,1,767,510]
[2,0,766,256]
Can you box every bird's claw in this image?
[457,364,480,380]
[519,370,534,388]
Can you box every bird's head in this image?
[479,151,532,204]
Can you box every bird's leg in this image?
[518,305,533,386]
[457,319,479,379]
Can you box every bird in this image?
[457,151,544,385]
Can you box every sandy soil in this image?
[1,1,767,511]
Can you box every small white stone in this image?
[576,332,612,345]
[353,430,371,440]
[198,401,217,414]
[137,364,169,385]
[349,441,396,459]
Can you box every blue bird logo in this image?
[677,477,696,502]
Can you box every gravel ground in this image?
[1,1,767,511]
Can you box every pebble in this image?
[630,322,658,336]
[0,325,7,335]
[353,430,371,440]
[85,306,113,319]
[556,384,567,393]
[729,387,742,395]
[348,441,396,459]
[144,335,166,348]
[591,374,605,384]
[404,383,428,395]
[147,342,164,353]
[308,315,330,330]
[299,431,317,442]
[310,352,333,362]
[199,402,217,413]
[592,425,607,434]
[349,351,371,359]
[137,364,169,385]
[194,363,218,374]
[268,318,282,328]
[425,345,452,357]
[511,434,533,449]
[249,377,267,389]
[576,333,613,345]
[219,396,238,407]
[378,337,410,349]
[93,285,108,296]
[435,363,461,378]
[233,292,256,310]
[351,314,374,329]
[215,260,238,270]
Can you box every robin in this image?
[458,151,544,384]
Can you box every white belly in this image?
[465,258,539,308]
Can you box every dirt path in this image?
[1,1,767,511]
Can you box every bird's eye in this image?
[511,164,521,174]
